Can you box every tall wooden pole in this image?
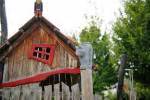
[0,0,8,45]
[80,69,93,100]
[117,54,127,100]
[76,43,93,100]
[0,1,7,99]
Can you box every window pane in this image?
[46,55,49,60]
[33,52,37,57]
[46,48,51,53]
[35,47,38,50]
[35,47,42,51]
[38,53,42,58]
[39,47,42,51]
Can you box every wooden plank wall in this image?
[2,82,81,100]
[2,25,80,100]
[2,83,42,100]
[3,26,77,82]
[2,86,103,100]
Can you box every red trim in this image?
[28,44,55,65]
[0,68,80,88]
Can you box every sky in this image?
[5,0,122,38]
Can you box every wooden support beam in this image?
[81,69,93,100]
[0,0,8,45]
[76,43,93,100]
[117,54,127,100]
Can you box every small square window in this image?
[29,44,55,65]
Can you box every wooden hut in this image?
[0,0,82,100]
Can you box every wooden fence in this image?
[2,82,81,100]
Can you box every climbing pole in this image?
[0,0,8,45]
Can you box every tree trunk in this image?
[117,54,127,100]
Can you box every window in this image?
[29,44,55,65]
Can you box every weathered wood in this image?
[41,25,77,58]
[54,83,60,100]
[72,83,80,100]
[9,86,20,100]
[2,88,11,100]
[30,83,42,100]
[2,83,43,100]
[20,85,31,100]
[0,0,8,45]
[44,85,52,100]
[117,54,127,100]
[3,26,78,81]
[81,69,93,100]
[94,94,102,100]
[0,23,40,61]
[75,43,93,100]
[62,82,70,100]
[1,17,79,100]
[2,58,8,82]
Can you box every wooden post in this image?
[76,43,93,100]
[117,54,127,100]
[81,69,93,100]
[0,0,8,45]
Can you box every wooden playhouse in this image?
[0,0,84,100]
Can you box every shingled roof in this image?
[0,16,76,62]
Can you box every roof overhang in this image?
[0,16,77,62]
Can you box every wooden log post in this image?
[117,54,127,100]
[76,43,93,100]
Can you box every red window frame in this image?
[28,44,55,65]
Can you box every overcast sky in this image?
[5,0,122,38]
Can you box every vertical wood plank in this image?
[30,83,42,100]
[44,85,52,100]
[54,83,60,100]
[21,85,31,100]
[81,69,93,100]
[62,82,70,100]
[72,83,80,100]
[8,52,14,81]
[2,88,11,100]
[13,86,20,100]
[3,59,8,82]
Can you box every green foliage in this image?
[113,0,150,85]
[80,26,100,43]
[113,0,150,98]
[135,82,150,100]
[51,96,55,100]
[106,91,117,100]
[79,17,117,93]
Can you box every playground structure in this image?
[0,0,93,100]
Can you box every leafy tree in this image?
[79,16,117,93]
[113,0,150,85]
[135,82,150,100]
[113,0,150,99]
[106,91,117,100]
